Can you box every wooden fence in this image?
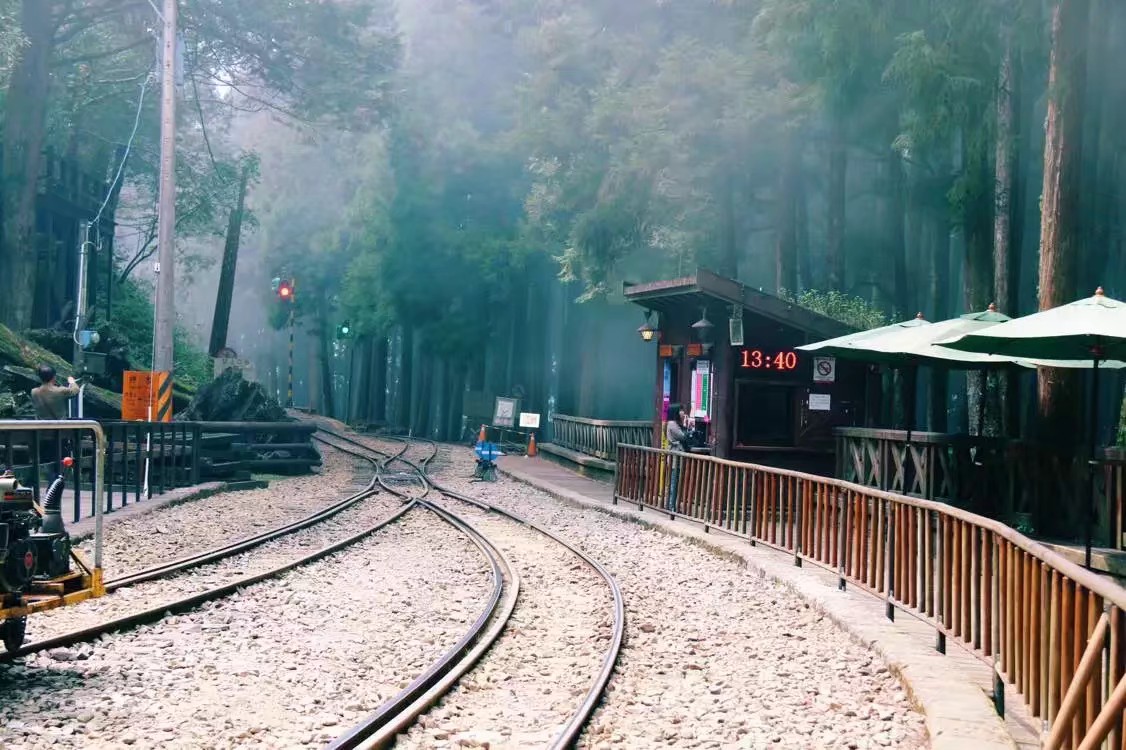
[0,421,319,523]
[550,414,651,461]
[836,427,1126,548]
[616,444,1126,750]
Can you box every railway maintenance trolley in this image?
[0,419,106,652]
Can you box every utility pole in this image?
[153,0,178,375]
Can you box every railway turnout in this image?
[0,417,1116,748]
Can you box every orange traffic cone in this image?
[527,432,537,457]
[477,424,487,443]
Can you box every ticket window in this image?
[734,381,796,447]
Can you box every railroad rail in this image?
[615,443,1126,750]
[0,442,408,662]
[312,427,625,750]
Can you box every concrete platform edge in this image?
[498,458,1032,750]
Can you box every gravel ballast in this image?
[438,446,929,750]
[393,494,615,749]
[23,487,405,644]
[0,508,493,749]
[83,446,370,579]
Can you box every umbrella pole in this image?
[1085,357,1100,569]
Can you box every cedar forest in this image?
[0,0,1122,444]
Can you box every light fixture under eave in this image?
[638,310,658,342]
[692,307,714,343]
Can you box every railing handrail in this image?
[100,420,312,432]
[618,443,1126,608]
[837,426,1126,462]
[0,420,105,568]
[551,414,652,428]
[615,442,1126,747]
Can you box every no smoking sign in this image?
[813,356,836,384]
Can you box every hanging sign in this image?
[813,356,836,384]
[122,371,172,422]
[493,397,518,428]
[691,360,712,419]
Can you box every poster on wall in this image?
[691,360,711,420]
[662,360,672,424]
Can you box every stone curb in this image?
[497,460,1037,750]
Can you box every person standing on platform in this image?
[665,403,688,512]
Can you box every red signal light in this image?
[277,280,294,301]
[62,456,74,468]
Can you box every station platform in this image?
[497,455,1040,750]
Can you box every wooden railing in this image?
[551,414,651,461]
[0,421,319,524]
[1107,449,1126,553]
[836,427,1125,548]
[615,444,1126,749]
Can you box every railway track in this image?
[312,427,625,750]
[0,443,411,662]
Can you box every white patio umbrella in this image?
[938,288,1126,567]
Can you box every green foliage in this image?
[779,289,890,331]
[0,0,23,89]
[103,279,212,391]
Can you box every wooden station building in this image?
[624,269,871,475]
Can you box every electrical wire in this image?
[74,69,153,350]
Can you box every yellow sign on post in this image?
[122,371,172,422]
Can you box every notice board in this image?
[122,371,172,422]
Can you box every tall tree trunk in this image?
[994,22,1019,436]
[306,330,319,413]
[354,336,371,423]
[0,0,55,329]
[928,190,951,432]
[372,334,388,423]
[208,164,251,356]
[1080,0,1114,292]
[719,169,738,278]
[887,144,908,317]
[316,292,335,418]
[398,326,413,429]
[962,119,995,436]
[413,356,433,436]
[1037,0,1090,442]
[774,132,798,294]
[795,158,810,293]
[827,113,847,291]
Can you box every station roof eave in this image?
[623,268,855,342]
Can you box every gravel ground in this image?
[438,446,929,750]
[393,494,615,750]
[24,470,402,644]
[80,446,370,580]
[0,508,493,750]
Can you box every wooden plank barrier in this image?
[614,444,1126,750]
[550,414,652,462]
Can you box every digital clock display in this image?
[740,349,799,371]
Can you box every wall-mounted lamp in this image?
[638,310,658,342]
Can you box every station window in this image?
[734,382,794,447]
